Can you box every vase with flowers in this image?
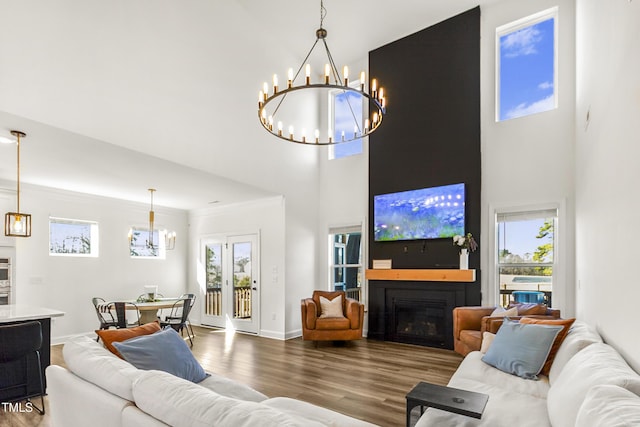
[453,233,478,270]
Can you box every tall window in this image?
[49,217,99,257]
[496,208,557,307]
[329,226,363,302]
[496,7,557,121]
[329,86,364,160]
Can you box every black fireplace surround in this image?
[368,281,468,350]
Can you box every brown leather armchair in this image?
[453,304,561,356]
[301,290,364,342]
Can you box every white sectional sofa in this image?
[46,336,378,427]
[416,321,640,426]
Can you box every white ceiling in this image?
[0,0,498,209]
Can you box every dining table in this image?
[129,298,183,324]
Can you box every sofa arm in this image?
[481,316,526,334]
[345,298,364,329]
[547,308,561,318]
[453,306,496,340]
[301,298,318,329]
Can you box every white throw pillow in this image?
[575,384,640,427]
[480,332,495,354]
[489,306,517,317]
[319,295,345,318]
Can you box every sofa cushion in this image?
[575,384,640,427]
[452,351,551,399]
[519,317,575,376]
[198,373,267,402]
[63,335,141,401]
[547,343,640,427]
[315,317,351,330]
[548,320,602,384]
[96,321,161,358]
[416,377,551,427]
[263,397,378,427]
[132,370,326,427]
[113,327,208,383]
[481,318,562,380]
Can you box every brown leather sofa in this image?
[301,290,364,342]
[453,303,561,356]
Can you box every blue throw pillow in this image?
[481,317,563,380]
[113,327,208,383]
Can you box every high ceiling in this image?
[0,0,499,209]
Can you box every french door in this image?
[201,234,259,334]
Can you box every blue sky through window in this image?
[499,16,555,121]
[333,91,363,159]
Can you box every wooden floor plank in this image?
[5,326,462,427]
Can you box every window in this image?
[49,217,99,257]
[496,7,557,121]
[329,85,364,160]
[329,226,363,302]
[129,228,166,259]
[496,208,557,307]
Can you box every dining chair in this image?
[160,296,194,347]
[164,293,196,339]
[92,297,118,339]
[0,321,46,414]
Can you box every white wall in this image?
[575,0,640,372]
[480,0,576,316]
[0,181,188,342]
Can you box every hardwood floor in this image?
[3,326,462,427]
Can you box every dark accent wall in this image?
[368,7,481,304]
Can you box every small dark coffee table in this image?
[405,382,489,427]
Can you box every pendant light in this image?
[4,130,31,237]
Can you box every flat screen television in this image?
[373,183,465,241]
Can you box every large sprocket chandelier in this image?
[258,0,387,145]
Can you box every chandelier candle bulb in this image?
[278,121,283,136]
[365,119,370,132]
[371,79,378,98]
[287,68,293,88]
[273,74,278,93]
[268,116,274,131]
[302,129,306,143]
[341,130,345,142]
[305,64,311,85]
[289,125,294,140]
[324,64,330,84]
[360,71,366,91]
[314,129,320,143]
[258,91,264,108]
[343,66,349,86]
[373,112,379,124]
[263,82,269,97]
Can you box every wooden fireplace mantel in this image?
[365,269,476,282]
